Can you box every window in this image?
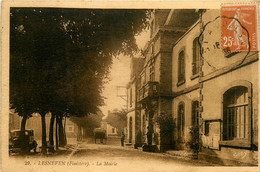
[149,65,155,81]
[178,50,185,84]
[205,121,210,136]
[68,126,73,132]
[192,101,200,127]
[178,103,185,139]
[129,117,133,143]
[112,128,115,133]
[192,37,200,76]
[130,88,132,107]
[223,86,249,140]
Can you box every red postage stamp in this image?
[221,4,258,53]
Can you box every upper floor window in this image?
[223,86,249,140]
[178,50,185,84]
[192,37,200,76]
[149,65,155,81]
[130,88,132,107]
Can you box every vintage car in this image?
[9,129,38,153]
[94,128,107,144]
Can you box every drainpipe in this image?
[198,9,205,155]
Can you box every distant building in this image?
[65,118,77,138]
[9,110,78,141]
[101,121,118,136]
[9,110,21,132]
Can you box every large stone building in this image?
[126,9,200,150]
[126,57,144,145]
[172,17,201,150]
[199,9,258,164]
[127,9,258,164]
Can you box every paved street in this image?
[10,138,260,172]
[69,141,217,167]
[10,137,219,165]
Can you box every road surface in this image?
[8,138,224,172]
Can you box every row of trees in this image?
[105,109,127,135]
[10,8,150,153]
[70,110,104,139]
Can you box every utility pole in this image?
[116,86,127,108]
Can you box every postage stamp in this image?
[221,4,258,53]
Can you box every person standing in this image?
[121,132,125,146]
[147,127,152,146]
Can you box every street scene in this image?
[4,5,259,172]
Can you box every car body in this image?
[9,129,37,153]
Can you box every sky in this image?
[100,29,150,117]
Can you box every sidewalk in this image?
[165,150,258,166]
[119,143,257,166]
[43,138,258,166]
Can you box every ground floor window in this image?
[192,101,199,127]
[223,86,249,140]
[129,117,133,143]
[178,102,185,139]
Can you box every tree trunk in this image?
[41,113,47,154]
[49,113,55,147]
[57,115,65,146]
[21,114,27,132]
[63,115,67,145]
[55,115,59,150]
[20,114,28,153]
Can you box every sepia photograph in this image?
[1,1,259,171]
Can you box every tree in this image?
[70,110,104,138]
[154,112,175,152]
[10,8,150,153]
[105,109,127,134]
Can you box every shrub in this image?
[186,125,201,159]
[154,112,174,135]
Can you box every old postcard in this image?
[1,1,259,172]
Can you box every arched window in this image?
[130,88,132,107]
[192,101,199,127]
[178,103,185,139]
[223,86,249,140]
[192,37,200,75]
[129,117,133,143]
[178,50,185,83]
